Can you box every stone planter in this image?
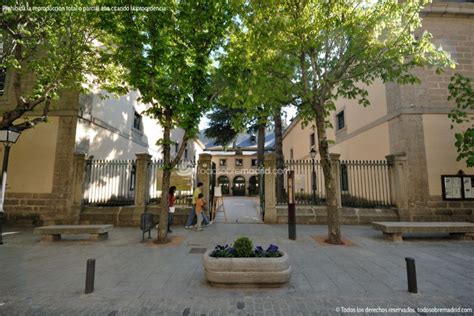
[203,251,291,286]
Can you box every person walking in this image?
[168,186,176,233]
[195,193,206,231]
[185,182,211,228]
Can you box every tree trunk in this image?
[273,107,285,202]
[314,102,342,244]
[157,120,172,243]
[257,122,266,166]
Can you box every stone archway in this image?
[248,175,259,196]
[217,175,230,195]
[232,176,246,196]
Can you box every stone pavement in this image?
[1,224,474,315]
[214,197,262,224]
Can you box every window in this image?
[336,110,345,130]
[341,164,349,191]
[290,148,294,160]
[310,133,316,148]
[133,111,142,130]
[175,143,179,153]
[235,158,243,167]
[0,68,6,96]
[251,159,258,167]
[184,148,188,159]
[219,159,227,167]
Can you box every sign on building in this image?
[442,173,474,200]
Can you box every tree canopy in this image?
[0,0,117,130]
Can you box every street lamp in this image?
[0,127,21,245]
[310,148,317,205]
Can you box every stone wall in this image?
[79,205,193,227]
[276,206,399,225]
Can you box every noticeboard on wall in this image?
[441,174,474,200]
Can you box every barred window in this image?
[336,110,345,130]
[133,111,142,130]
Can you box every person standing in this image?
[185,182,211,228]
[168,186,176,233]
[195,193,206,231]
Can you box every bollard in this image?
[405,257,418,293]
[85,259,96,294]
[287,171,296,240]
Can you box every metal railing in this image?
[147,159,196,206]
[340,160,393,207]
[276,159,393,208]
[84,160,136,206]
[277,159,327,205]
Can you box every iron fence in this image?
[147,159,196,206]
[277,159,327,205]
[84,160,136,206]
[340,160,392,207]
[276,159,393,208]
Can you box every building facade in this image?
[202,131,275,196]
[283,1,474,221]
[0,69,203,225]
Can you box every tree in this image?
[242,0,453,244]
[100,1,234,242]
[448,73,474,167]
[204,104,243,148]
[0,1,116,131]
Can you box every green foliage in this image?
[448,73,474,167]
[0,0,119,130]
[233,237,254,258]
[210,239,283,258]
[204,104,244,147]
[98,0,234,138]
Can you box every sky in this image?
[198,105,298,131]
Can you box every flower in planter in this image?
[210,238,283,258]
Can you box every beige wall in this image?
[210,154,259,195]
[282,119,317,160]
[334,79,388,134]
[422,114,472,196]
[0,117,59,193]
[331,122,391,161]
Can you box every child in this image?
[168,186,176,233]
[195,193,206,231]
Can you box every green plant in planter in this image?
[233,237,254,257]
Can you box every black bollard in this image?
[85,259,96,294]
[405,257,418,293]
[287,171,296,240]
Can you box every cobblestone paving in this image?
[1,224,473,315]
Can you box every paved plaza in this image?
[1,223,474,315]
[214,197,262,224]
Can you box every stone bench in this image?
[372,222,474,241]
[34,225,113,242]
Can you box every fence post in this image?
[133,153,152,225]
[386,153,409,221]
[264,153,277,223]
[70,153,88,224]
[329,153,342,208]
[197,153,212,204]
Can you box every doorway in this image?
[232,176,246,196]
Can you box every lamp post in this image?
[310,148,317,205]
[287,170,296,240]
[0,127,21,245]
